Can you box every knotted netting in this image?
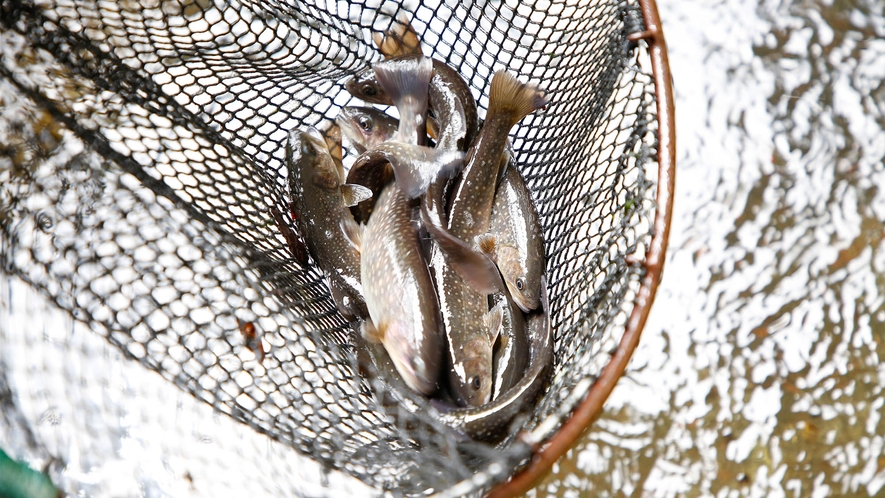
[0,0,671,494]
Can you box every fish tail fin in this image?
[374,12,423,58]
[486,70,547,129]
[373,56,434,118]
[377,142,463,198]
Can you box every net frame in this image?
[488,0,675,493]
[0,0,676,494]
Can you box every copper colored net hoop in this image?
[488,0,675,494]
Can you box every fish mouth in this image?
[303,126,327,149]
[506,283,538,313]
[336,114,364,145]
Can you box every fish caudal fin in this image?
[373,57,434,144]
[374,12,423,58]
[487,70,548,129]
[376,142,464,198]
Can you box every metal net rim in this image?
[484,0,676,494]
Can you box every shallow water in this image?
[1,0,882,495]
[535,0,885,496]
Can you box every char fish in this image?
[438,70,546,407]
[346,57,464,200]
[358,277,552,443]
[287,127,370,321]
[337,106,400,155]
[373,12,422,59]
[357,54,445,395]
[360,183,443,395]
[346,55,478,152]
[435,276,552,441]
[480,164,545,312]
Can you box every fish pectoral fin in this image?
[341,183,373,207]
[340,219,363,254]
[421,204,506,295]
[484,302,505,346]
[383,142,465,199]
[361,320,385,344]
[476,233,498,260]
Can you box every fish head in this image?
[345,68,391,105]
[454,337,493,406]
[288,128,340,190]
[383,322,438,395]
[497,244,541,312]
[337,107,399,152]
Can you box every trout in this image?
[438,70,546,406]
[287,127,370,321]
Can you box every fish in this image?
[346,57,464,200]
[434,276,552,442]
[345,55,478,153]
[286,127,370,321]
[355,54,445,395]
[360,183,444,395]
[490,289,528,400]
[358,276,552,442]
[337,106,400,155]
[337,106,400,223]
[479,164,545,312]
[436,70,546,407]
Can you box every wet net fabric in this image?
[0,0,659,494]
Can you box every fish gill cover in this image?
[0,0,662,494]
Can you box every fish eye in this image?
[470,376,481,391]
[300,142,311,155]
[357,115,374,131]
[361,85,378,97]
[516,277,526,291]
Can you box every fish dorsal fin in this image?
[341,183,373,207]
[484,301,504,346]
[361,320,385,344]
[421,203,505,295]
[340,219,363,254]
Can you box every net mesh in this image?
[0,0,660,494]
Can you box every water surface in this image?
[536,0,885,495]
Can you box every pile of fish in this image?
[279,18,553,441]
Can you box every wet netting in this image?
[0,0,668,495]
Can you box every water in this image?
[536,0,885,496]
[1,0,882,495]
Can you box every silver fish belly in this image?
[488,165,545,312]
[361,183,443,395]
[490,289,528,400]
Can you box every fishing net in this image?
[0,0,671,495]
